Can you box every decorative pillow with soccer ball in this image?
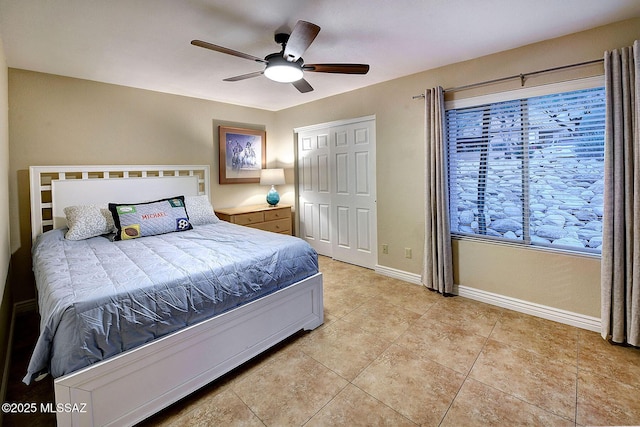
[108,196,193,241]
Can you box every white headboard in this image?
[30,165,210,240]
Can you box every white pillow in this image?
[64,205,116,240]
[185,195,219,226]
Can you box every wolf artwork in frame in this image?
[219,126,266,184]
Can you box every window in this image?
[445,82,605,254]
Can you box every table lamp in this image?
[260,168,285,206]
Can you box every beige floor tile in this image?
[442,378,574,427]
[335,272,393,300]
[17,257,640,427]
[578,329,640,384]
[306,384,416,427]
[341,298,422,341]
[374,278,439,315]
[577,369,640,426]
[321,309,339,326]
[395,317,487,374]
[427,296,504,337]
[167,388,264,427]
[322,290,370,319]
[323,277,372,298]
[296,319,391,381]
[320,257,398,293]
[318,257,363,280]
[321,266,376,320]
[470,339,577,420]
[490,310,579,366]
[138,374,234,426]
[223,333,306,389]
[232,348,348,426]
[353,344,465,425]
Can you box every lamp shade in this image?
[260,168,285,186]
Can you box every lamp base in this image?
[266,185,280,206]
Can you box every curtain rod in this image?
[412,58,604,99]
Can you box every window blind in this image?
[445,86,605,254]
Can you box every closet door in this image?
[330,121,376,268]
[297,117,377,269]
[298,130,333,257]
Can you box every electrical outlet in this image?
[382,244,388,254]
[405,248,412,259]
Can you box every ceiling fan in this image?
[191,20,370,93]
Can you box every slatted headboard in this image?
[29,165,210,240]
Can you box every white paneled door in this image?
[297,116,377,269]
[298,130,333,257]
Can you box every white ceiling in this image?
[1,0,639,111]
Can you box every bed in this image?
[26,165,324,426]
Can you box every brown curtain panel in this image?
[601,40,640,346]
[421,87,454,294]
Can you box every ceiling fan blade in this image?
[223,71,264,82]
[283,21,320,62]
[191,40,267,64]
[304,63,370,74]
[292,78,314,93]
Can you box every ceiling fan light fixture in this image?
[264,56,304,83]
[192,20,369,93]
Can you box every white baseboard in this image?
[375,265,422,285]
[455,285,601,332]
[374,264,601,332]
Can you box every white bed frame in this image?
[29,165,324,427]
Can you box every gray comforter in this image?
[24,222,318,384]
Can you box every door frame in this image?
[294,115,377,267]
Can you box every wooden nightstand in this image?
[215,204,292,235]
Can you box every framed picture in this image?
[218,126,266,184]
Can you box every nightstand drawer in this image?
[249,218,291,234]
[264,208,291,222]
[233,212,265,225]
[215,204,292,235]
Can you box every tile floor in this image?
[6,256,640,426]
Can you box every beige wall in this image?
[1,31,12,396]
[275,18,640,318]
[6,18,640,317]
[0,31,8,282]
[7,71,283,301]
[1,33,9,292]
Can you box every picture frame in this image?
[218,126,266,184]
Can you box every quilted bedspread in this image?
[24,221,318,384]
